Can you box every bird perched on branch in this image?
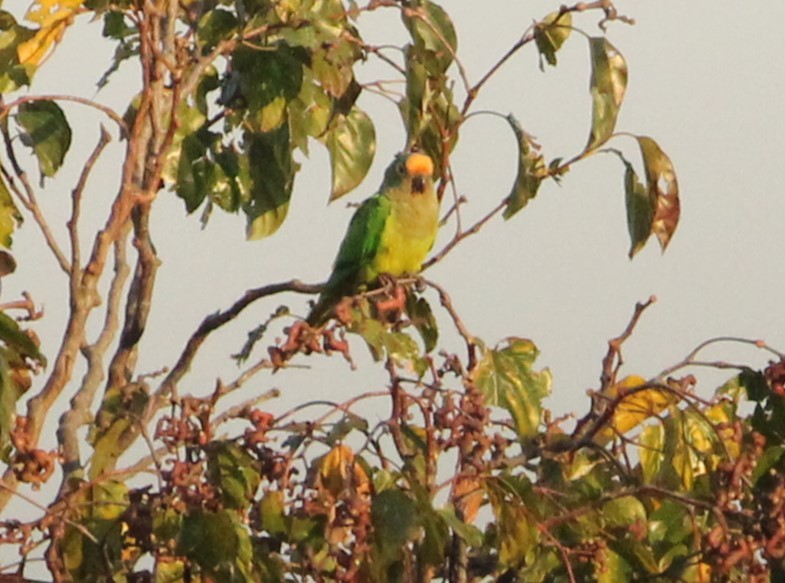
[307,151,439,326]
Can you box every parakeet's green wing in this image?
[307,193,391,325]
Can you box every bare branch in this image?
[68,126,112,287]
[151,280,321,410]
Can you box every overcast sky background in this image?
[3,0,785,541]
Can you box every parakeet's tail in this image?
[305,290,336,327]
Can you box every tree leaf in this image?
[259,490,287,536]
[594,376,679,446]
[232,45,304,116]
[244,126,296,240]
[619,152,654,258]
[596,546,634,583]
[325,412,369,446]
[471,337,551,440]
[0,312,45,366]
[178,509,253,577]
[88,382,149,478]
[0,353,17,457]
[175,132,211,213]
[402,0,457,76]
[503,114,545,220]
[206,441,261,511]
[0,11,35,92]
[405,291,438,353]
[436,508,483,548]
[17,0,84,67]
[16,100,72,180]
[323,106,375,201]
[400,45,459,180]
[602,495,647,528]
[371,488,419,564]
[534,11,572,69]
[637,136,680,252]
[0,175,22,249]
[586,37,627,150]
[196,8,237,50]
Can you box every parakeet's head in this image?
[383,152,435,195]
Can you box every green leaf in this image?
[232,45,304,117]
[16,100,72,180]
[602,496,647,528]
[420,509,451,566]
[402,0,457,76]
[88,383,149,478]
[751,445,784,485]
[289,76,333,153]
[323,106,375,201]
[405,291,438,353]
[636,136,680,252]
[197,8,237,50]
[596,546,634,583]
[179,509,253,577]
[639,423,664,484]
[534,11,572,69]
[436,508,483,547]
[586,37,627,150]
[400,46,459,180]
[244,126,296,240]
[206,441,261,511]
[372,488,420,563]
[0,312,44,366]
[0,11,34,92]
[0,171,23,249]
[612,150,654,258]
[490,492,539,568]
[0,353,17,457]
[259,490,287,536]
[176,131,211,213]
[325,412,369,446]
[503,114,545,220]
[471,338,551,440]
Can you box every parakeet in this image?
[307,151,439,326]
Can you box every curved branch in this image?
[150,279,321,410]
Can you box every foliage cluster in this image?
[0,1,782,582]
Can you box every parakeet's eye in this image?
[396,161,407,176]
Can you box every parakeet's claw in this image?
[373,282,407,323]
[377,273,398,294]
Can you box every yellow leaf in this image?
[453,474,483,524]
[595,375,679,445]
[317,444,370,500]
[18,0,84,66]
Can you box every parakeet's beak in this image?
[406,153,434,194]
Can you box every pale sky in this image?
[3,1,785,534]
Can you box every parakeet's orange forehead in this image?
[405,153,434,177]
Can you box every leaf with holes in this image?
[402,0,457,76]
[534,11,572,69]
[504,114,545,220]
[471,337,551,440]
[637,136,680,251]
[586,37,627,150]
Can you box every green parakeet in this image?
[307,152,439,326]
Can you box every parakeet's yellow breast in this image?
[370,183,439,279]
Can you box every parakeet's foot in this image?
[373,280,407,323]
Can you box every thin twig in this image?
[0,94,128,137]
[151,280,321,409]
